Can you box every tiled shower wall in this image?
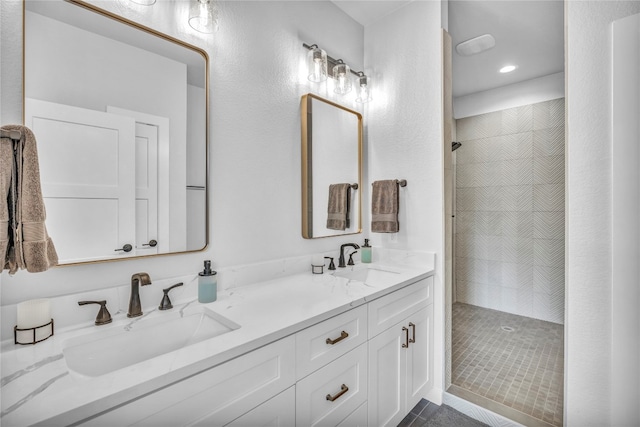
[454,99,565,324]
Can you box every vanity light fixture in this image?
[307,45,328,82]
[355,72,372,103]
[189,0,218,34]
[303,42,371,102]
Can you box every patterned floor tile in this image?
[452,303,564,427]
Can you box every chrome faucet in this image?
[338,243,360,268]
[128,272,152,318]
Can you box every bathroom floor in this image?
[451,302,564,427]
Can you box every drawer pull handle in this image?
[326,331,349,345]
[409,322,416,343]
[326,384,349,402]
[402,326,409,348]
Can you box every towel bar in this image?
[371,179,407,187]
[350,183,359,190]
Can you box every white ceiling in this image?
[331,1,414,27]
[331,0,564,98]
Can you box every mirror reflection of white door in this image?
[134,123,159,255]
[25,98,136,263]
[107,107,170,254]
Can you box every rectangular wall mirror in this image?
[23,0,209,265]
[301,94,362,239]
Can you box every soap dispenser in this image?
[361,239,372,263]
[198,260,217,303]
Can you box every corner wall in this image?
[364,0,444,401]
[566,1,640,425]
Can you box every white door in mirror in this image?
[25,98,137,263]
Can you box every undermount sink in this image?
[333,265,401,285]
[62,305,240,378]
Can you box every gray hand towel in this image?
[1,124,58,274]
[326,183,352,230]
[371,180,399,233]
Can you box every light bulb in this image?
[189,0,217,34]
[355,75,371,103]
[333,63,352,94]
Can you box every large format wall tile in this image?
[455,99,565,324]
[534,154,565,185]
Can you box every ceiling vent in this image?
[455,34,496,56]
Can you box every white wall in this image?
[566,1,640,425]
[364,0,444,401]
[454,72,564,119]
[611,11,640,427]
[0,0,365,304]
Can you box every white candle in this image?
[311,255,324,266]
[16,299,52,343]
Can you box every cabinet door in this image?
[368,323,406,427]
[406,306,433,410]
[368,277,432,338]
[225,386,295,427]
[80,336,295,427]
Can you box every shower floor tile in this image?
[452,302,564,427]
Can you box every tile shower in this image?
[452,99,565,426]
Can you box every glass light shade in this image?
[355,75,372,103]
[189,0,218,34]
[333,63,352,94]
[307,47,327,82]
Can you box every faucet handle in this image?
[159,282,183,311]
[78,300,112,326]
[325,257,336,270]
[348,251,358,266]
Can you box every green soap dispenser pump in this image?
[198,260,217,303]
[361,239,372,263]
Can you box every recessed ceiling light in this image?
[499,65,517,73]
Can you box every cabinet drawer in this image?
[80,336,295,427]
[337,402,367,427]
[368,277,432,338]
[225,386,295,427]
[296,305,367,379]
[296,343,368,427]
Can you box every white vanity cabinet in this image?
[77,336,295,427]
[367,278,434,427]
[72,275,433,427]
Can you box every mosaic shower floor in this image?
[451,302,564,427]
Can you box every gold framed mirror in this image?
[301,94,362,239]
[23,0,209,265]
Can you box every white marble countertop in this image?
[1,257,433,426]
